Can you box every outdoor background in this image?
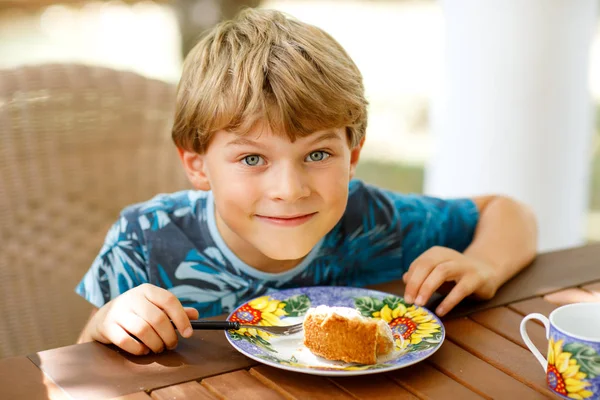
[1,0,598,241]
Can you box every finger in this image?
[404,246,456,303]
[406,246,461,303]
[143,285,193,338]
[118,313,165,353]
[135,300,179,350]
[407,246,458,275]
[403,264,435,304]
[184,307,199,320]
[102,322,149,355]
[90,321,111,344]
[414,261,457,306]
[435,275,479,317]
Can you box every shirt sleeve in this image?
[382,188,480,266]
[75,213,149,308]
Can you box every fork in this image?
[184,320,304,336]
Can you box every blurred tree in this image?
[172,0,262,57]
[0,0,261,58]
[0,0,165,8]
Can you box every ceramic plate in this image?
[225,286,445,376]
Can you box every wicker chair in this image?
[0,64,190,358]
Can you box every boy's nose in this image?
[269,164,310,202]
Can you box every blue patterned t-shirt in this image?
[76,180,479,317]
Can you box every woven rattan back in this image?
[0,64,189,358]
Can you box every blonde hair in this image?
[172,8,368,153]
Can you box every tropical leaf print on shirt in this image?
[75,180,479,318]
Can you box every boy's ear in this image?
[349,136,366,179]
[177,148,211,191]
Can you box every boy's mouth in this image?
[255,212,318,227]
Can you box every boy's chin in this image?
[259,244,315,263]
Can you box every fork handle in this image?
[171,320,241,330]
[190,321,240,330]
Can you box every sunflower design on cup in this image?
[520,303,600,400]
[546,339,595,399]
[355,295,443,352]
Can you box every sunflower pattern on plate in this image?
[225,287,446,376]
[546,338,597,399]
[228,294,311,351]
[354,295,443,352]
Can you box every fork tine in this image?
[239,322,303,335]
[271,323,302,335]
[285,323,304,335]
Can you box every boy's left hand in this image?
[402,246,499,317]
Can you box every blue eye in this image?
[242,155,264,166]
[305,151,330,162]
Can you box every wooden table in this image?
[2,243,599,400]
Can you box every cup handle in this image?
[519,313,550,372]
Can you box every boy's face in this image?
[178,121,364,272]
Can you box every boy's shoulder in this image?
[347,179,417,213]
[345,179,477,223]
[344,179,478,258]
[348,179,458,210]
[119,190,210,222]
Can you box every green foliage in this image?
[383,296,405,310]
[354,296,384,317]
[423,331,443,344]
[283,294,311,317]
[229,330,277,353]
[563,342,600,378]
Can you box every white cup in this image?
[520,302,600,399]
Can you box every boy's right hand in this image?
[88,283,199,355]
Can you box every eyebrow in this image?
[226,130,342,147]
[226,137,265,148]
[309,130,342,145]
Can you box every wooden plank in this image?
[330,374,419,400]
[445,317,553,397]
[151,381,217,400]
[369,279,406,296]
[201,370,285,400]
[29,329,255,400]
[387,362,483,399]
[250,365,356,399]
[543,287,600,305]
[470,307,548,353]
[445,243,600,318]
[0,356,69,400]
[428,340,546,399]
[109,393,152,400]
[373,244,600,319]
[18,245,598,400]
[508,297,558,318]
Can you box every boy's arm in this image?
[403,195,537,316]
[464,195,538,290]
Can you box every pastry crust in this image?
[303,306,394,364]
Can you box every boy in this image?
[76,8,537,355]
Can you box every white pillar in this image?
[426,0,597,252]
